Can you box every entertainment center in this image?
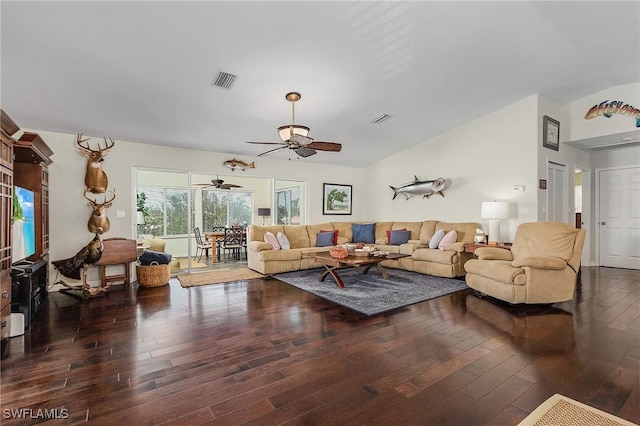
[1,109,53,357]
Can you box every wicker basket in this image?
[329,246,349,259]
[136,261,171,287]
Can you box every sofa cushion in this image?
[418,220,439,243]
[352,223,375,244]
[331,222,353,242]
[284,225,311,248]
[316,231,335,247]
[375,222,393,242]
[306,223,334,246]
[392,221,423,241]
[264,231,280,249]
[435,222,477,243]
[439,230,457,250]
[389,230,411,245]
[412,247,456,264]
[429,229,445,249]
[276,232,290,250]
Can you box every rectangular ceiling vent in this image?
[211,70,238,90]
[370,114,393,124]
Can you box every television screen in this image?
[12,186,36,263]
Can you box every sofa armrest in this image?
[475,247,513,261]
[446,241,465,253]
[512,256,567,270]
[249,241,273,252]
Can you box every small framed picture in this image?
[539,179,547,190]
[542,115,560,151]
[323,183,352,215]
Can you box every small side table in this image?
[463,242,512,254]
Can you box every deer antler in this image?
[83,189,116,206]
[76,133,92,153]
[98,137,115,154]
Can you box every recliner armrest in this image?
[248,241,273,252]
[475,247,513,261]
[512,256,567,270]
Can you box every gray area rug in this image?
[272,267,469,316]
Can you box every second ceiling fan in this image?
[247,92,342,158]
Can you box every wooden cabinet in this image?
[1,110,18,356]
[13,132,53,260]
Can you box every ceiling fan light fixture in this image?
[277,124,309,142]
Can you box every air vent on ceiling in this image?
[370,114,393,124]
[211,70,238,90]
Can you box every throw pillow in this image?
[276,232,290,250]
[438,230,457,250]
[316,231,335,247]
[352,223,376,244]
[321,229,339,245]
[428,229,445,249]
[264,231,280,250]
[387,228,406,244]
[389,230,411,245]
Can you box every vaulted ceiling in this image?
[2,1,639,166]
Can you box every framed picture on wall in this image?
[542,115,560,151]
[323,183,352,215]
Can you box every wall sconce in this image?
[258,208,271,225]
[480,201,509,245]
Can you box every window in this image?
[276,187,300,225]
[202,189,252,230]
[137,186,193,237]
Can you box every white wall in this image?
[364,95,540,242]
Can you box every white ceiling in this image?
[2,1,639,167]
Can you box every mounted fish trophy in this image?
[76,133,114,194]
[84,190,116,234]
[390,176,446,200]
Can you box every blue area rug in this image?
[272,267,469,316]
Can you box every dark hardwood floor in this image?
[1,266,638,425]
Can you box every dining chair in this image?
[193,227,213,262]
[219,227,246,262]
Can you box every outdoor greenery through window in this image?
[202,190,253,231]
[137,187,194,237]
[276,187,300,225]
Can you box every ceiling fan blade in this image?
[295,146,317,157]
[289,134,313,145]
[246,141,286,145]
[258,145,289,157]
[306,141,342,152]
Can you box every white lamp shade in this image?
[480,201,509,220]
[277,124,310,142]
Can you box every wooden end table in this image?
[312,252,410,288]
[463,242,512,254]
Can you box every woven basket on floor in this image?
[136,261,171,287]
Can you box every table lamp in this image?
[480,201,509,245]
[258,208,271,225]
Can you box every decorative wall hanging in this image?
[584,100,640,127]
[53,231,104,295]
[542,116,560,151]
[84,190,116,234]
[323,183,352,215]
[223,158,255,171]
[76,133,114,194]
[390,176,446,200]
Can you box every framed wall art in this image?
[542,115,560,151]
[323,183,352,215]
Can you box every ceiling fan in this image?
[195,176,242,190]
[247,92,342,158]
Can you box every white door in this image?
[598,167,640,269]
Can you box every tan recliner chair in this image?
[464,222,586,304]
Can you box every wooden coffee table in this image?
[312,251,410,288]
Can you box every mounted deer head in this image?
[76,133,114,194]
[84,190,116,234]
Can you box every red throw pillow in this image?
[321,229,339,245]
[387,228,406,244]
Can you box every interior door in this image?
[598,167,640,269]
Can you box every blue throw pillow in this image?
[316,231,335,247]
[389,230,411,245]
[352,223,376,244]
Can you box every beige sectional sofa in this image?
[246,220,477,277]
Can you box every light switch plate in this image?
[116,210,125,218]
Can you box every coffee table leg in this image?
[376,264,390,280]
[319,265,346,289]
